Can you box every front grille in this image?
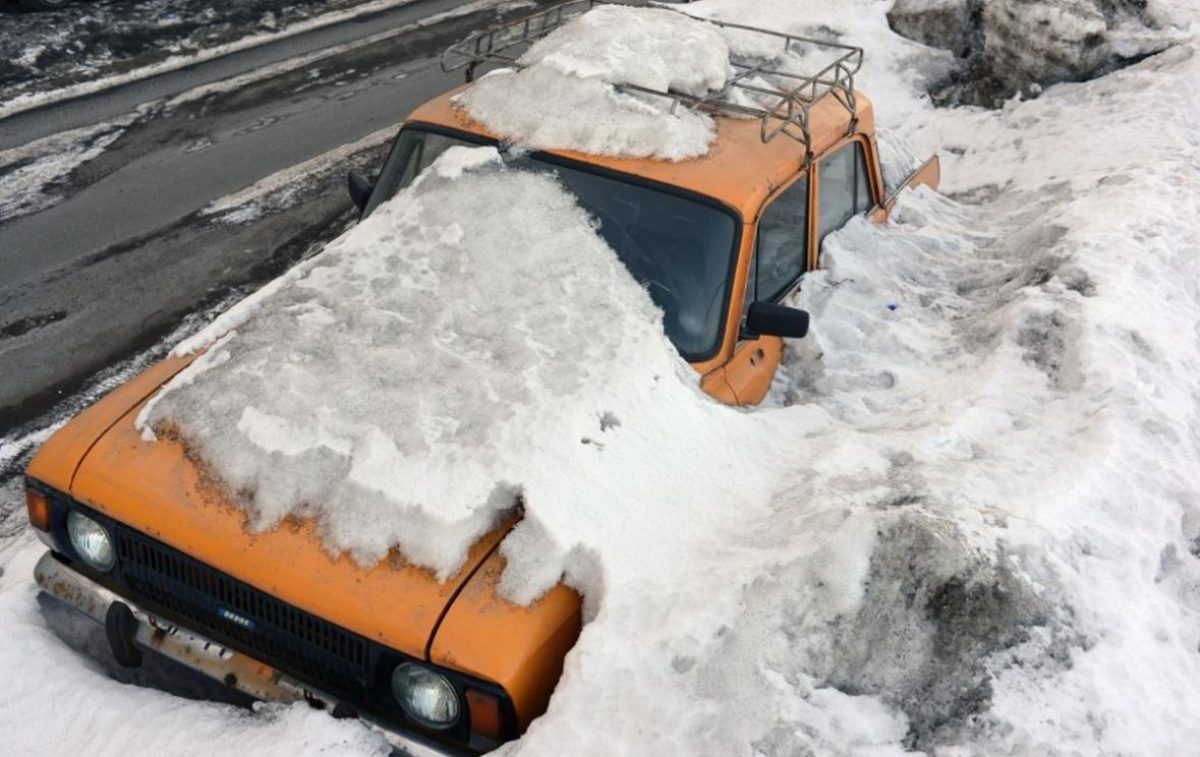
[111,526,371,701]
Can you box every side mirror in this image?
[348,171,374,214]
[743,301,810,339]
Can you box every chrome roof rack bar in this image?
[441,0,863,152]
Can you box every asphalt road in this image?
[0,0,538,431]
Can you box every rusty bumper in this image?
[33,550,446,757]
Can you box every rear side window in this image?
[817,142,873,246]
[753,174,809,303]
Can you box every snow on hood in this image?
[455,5,732,161]
[139,145,777,588]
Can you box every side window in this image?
[365,130,471,215]
[817,142,873,246]
[753,174,809,304]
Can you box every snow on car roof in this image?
[409,1,875,219]
[410,85,873,219]
[454,5,731,161]
[446,2,866,161]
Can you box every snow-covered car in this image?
[22,2,939,754]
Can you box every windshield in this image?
[365,127,739,361]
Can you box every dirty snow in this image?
[887,0,1189,106]
[0,0,428,122]
[456,5,731,160]
[4,0,1200,755]
[0,117,134,223]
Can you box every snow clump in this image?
[455,5,731,160]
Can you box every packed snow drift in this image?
[3,0,1200,755]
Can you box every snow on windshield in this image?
[455,5,731,160]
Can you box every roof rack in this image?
[440,0,864,156]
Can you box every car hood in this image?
[30,355,512,659]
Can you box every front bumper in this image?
[33,550,447,757]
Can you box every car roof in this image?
[406,84,876,220]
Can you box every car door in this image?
[812,139,875,268]
[719,170,812,405]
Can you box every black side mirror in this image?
[348,172,375,214]
[743,301,810,339]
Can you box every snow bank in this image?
[887,0,979,57]
[456,5,731,160]
[887,0,1186,105]
[516,2,1200,754]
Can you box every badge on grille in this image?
[217,606,257,631]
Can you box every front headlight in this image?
[391,663,461,729]
[67,511,115,572]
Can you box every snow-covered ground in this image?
[4,0,1200,755]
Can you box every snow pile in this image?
[456,5,731,160]
[887,0,980,57]
[887,0,1186,105]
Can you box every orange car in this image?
[24,4,939,755]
